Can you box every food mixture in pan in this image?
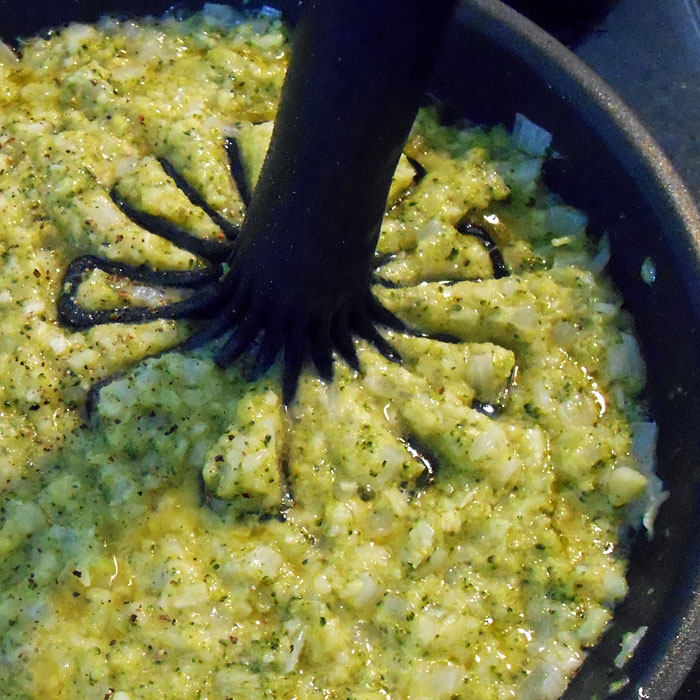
[0,6,666,699]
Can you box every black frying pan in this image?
[1,0,700,697]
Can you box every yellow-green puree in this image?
[0,8,663,700]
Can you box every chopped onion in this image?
[589,233,611,272]
[509,304,539,333]
[553,251,589,268]
[130,285,169,307]
[641,257,657,285]
[512,113,553,156]
[615,626,648,668]
[511,158,542,184]
[546,205,588,237]
[428,664,460,695]
[49,335,71,355]
[0,41,19,64]
[202,3,244,27]
[607,333,644,380]
[258,5,283,19]
[630,421,658,472]
[642,474,668,535]
[592,301,619,317]
[625,420,667,534]
[281,625,306,673]
[62,24,96,54]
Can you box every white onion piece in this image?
[512,113,553,156]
